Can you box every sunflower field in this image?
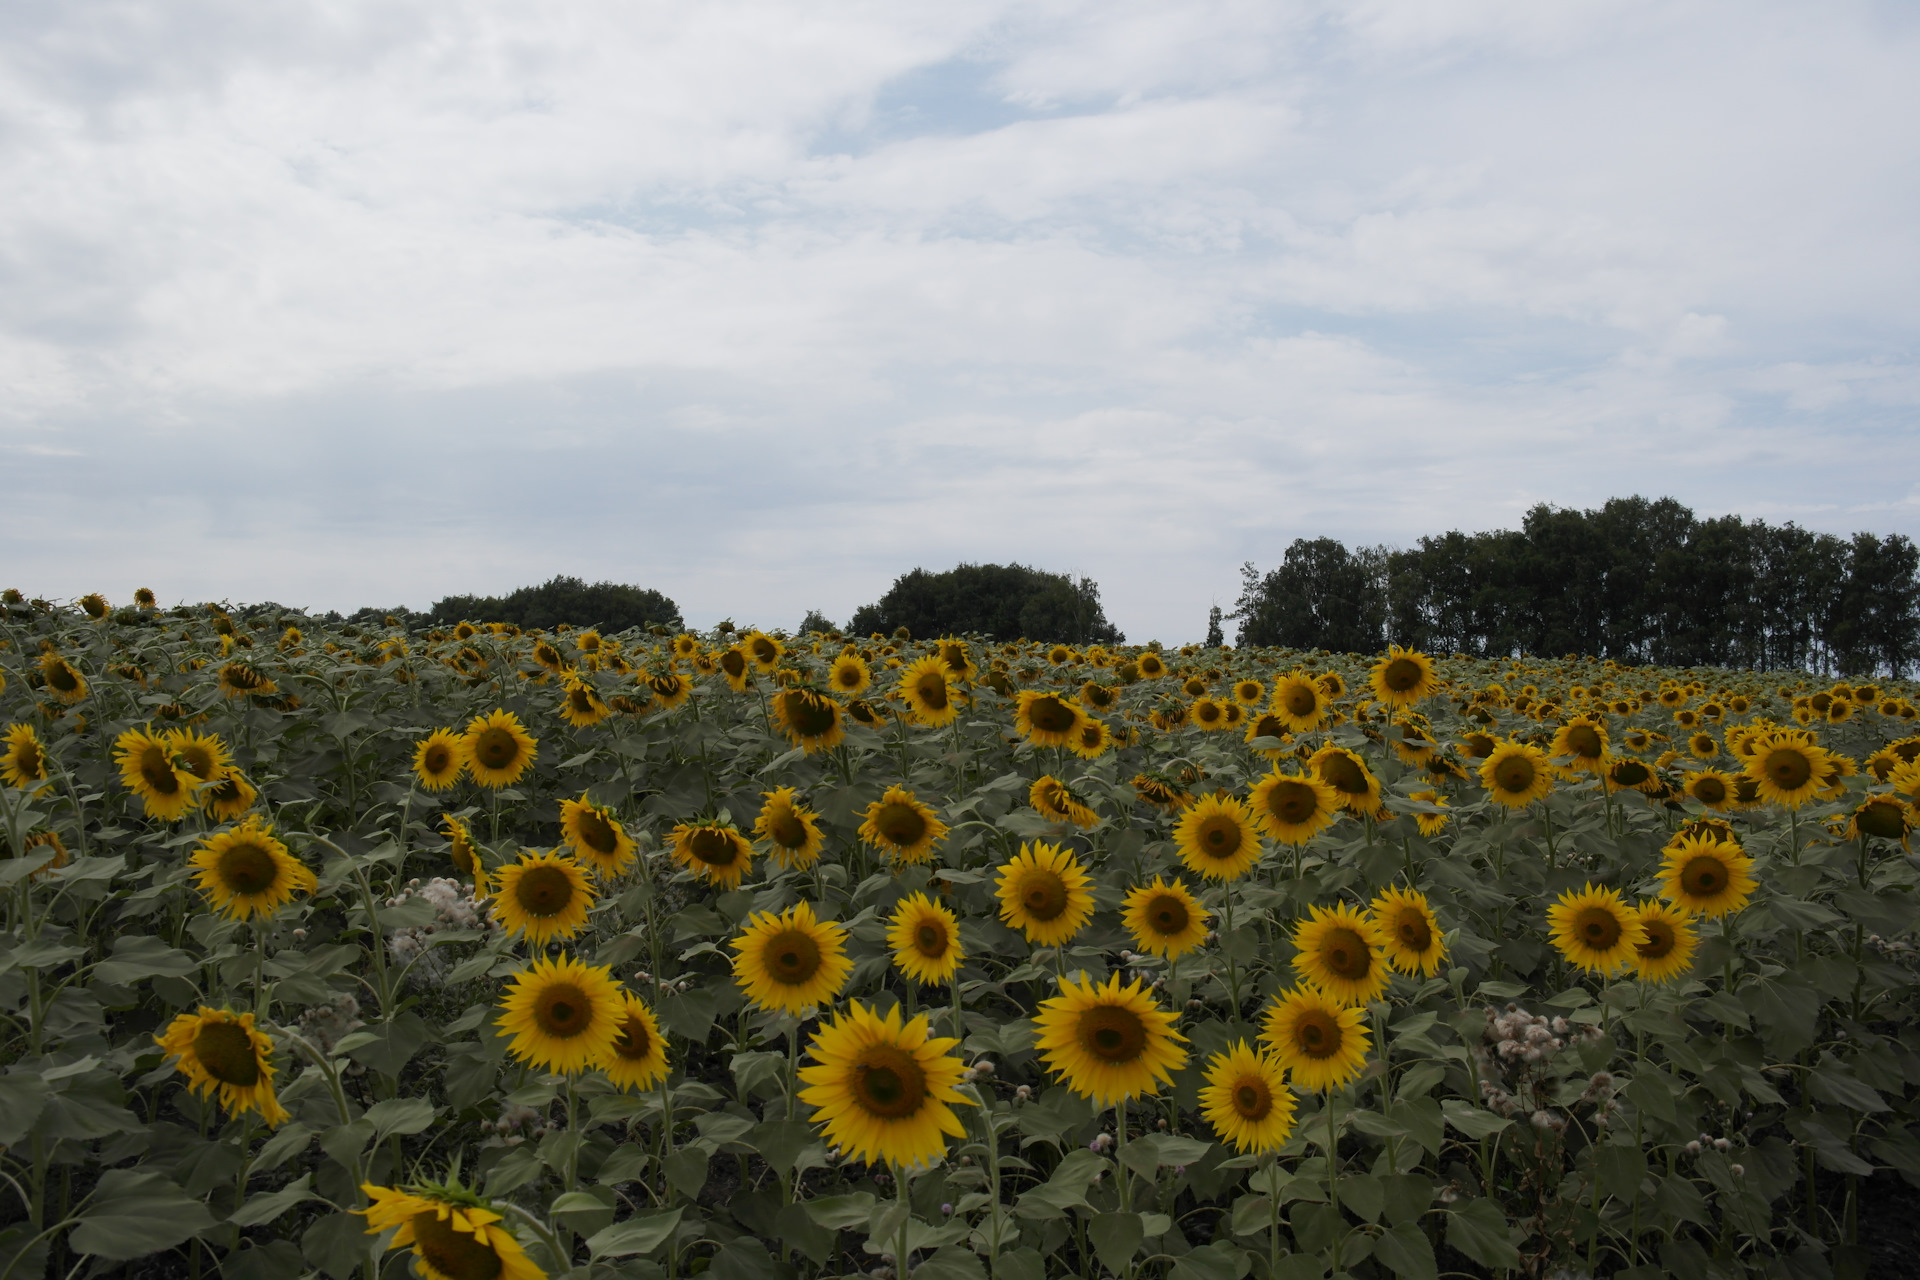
[3,591,1920,1280]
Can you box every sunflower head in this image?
[858,786,948,865]
[559,795,638,877]
[1172,792,1262,881]
[753,787,825,869]
[1546,883,1647,974]
[1370,645,1439,708]
[490,850,596,944]
[669,820,754,888]
[156,1007,290,1126]
[1291,902,1390,1006]
[463,710,538,788]
[1014,690,1084,747]
[495,953,625,1075]
[732,901,853,1014]
[1249,768,1340,846]
[1029,775,1100,829]
[413,729,469,792]
[1631,901,1699,985]
[1120,877,1210,959]
[1657,835,1757,918]
[1033,971,1189,1106]
[797,1001,972,1169]
[1200,1041,1297,1154]
[1259,985,1370,1092]
[1310,745,1383,815]
[887,892,966,985]
[1,723,49,790]
[189,818,316,921]
[994,842,1096,948]
[604,994,671,1091]
[1479,740,1555,809]
[1371,886,1447,977]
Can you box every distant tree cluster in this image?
[1232,496,1920,676]
[845,563,1124,644]
[426,575,682,635]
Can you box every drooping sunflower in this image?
[732,901,852,1014]
[798,1001,972,1168]
[995,842,1096,948]
[1606,756,1662,794]
[1310,744,1385,817]
[1029,775,1100,829]
[1259,985,1370,1092]
[1200,1041,1297,1154]
[1479,740,1555,809]
[1369,645,1440,709]
[769,686,846,753]
[603,993,670,1091]
[1631,901,1699,985]
[443,815,489,895]
[828,652,871,696]
[887,892,966,985]
[114,726,200,821]
[1657,834,1757,918]
[189,818,316,921]
[1248,768,1341,846]
[645,670,692,711]
[494,953,625,1074]
[1546,884,1646,975]
[1551,715,1610,776]
[897,655,960,729]
[1131,772,1193,813]
[463,710,538,789]
[753,787,826,869]
[1,723,49,790]
[490,851,596,944]
[1741,732,1831,808]
[202,770,259,823]
[1370,886,1447,978]
[155,1007,290,1126]
[1403,789,1450,837]
[412,729,469,792]
[1120,876,1210,959]
[559,794,637,878]
[38,652,88,704]
[1172,792,1262,881]
[1033,972,1188,1105]
[359,1180,544,1280]
[1013,690,1084,748]
[558,675,612,728]
[858,786,948,865]
[1846,795,1917,847]
[215,661,277,700]
[669,819,754,888]
[1291,903,1391,1006]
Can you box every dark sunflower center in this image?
[1638,920,1676,960]
[192,1021,261,1087]
[449,840,476,874]
[784,693,838,737]
[614,1014,652,1061]
[1028,697,1076,734]
[1763,748,1812,790]
[1254,715,1285,738]
[534,983,592,1038]
[689,829,739,866]
[721,650,747,677]
[769,812,808,848]
[140,747,182,795]
[1857,801,1908,839]
[1197,816,1243,859]
[1319,755,1365,795]
[217,841,279,896]
[766,929,822,984]
[514,865,575,917]
[1681,856,1726,897]
[1466,734,1496,759]
[1295,1011,1338,1059]
[914,921,948,957]
[15,742,43,775]
[423,743,453,774]
[853,1046,928,1119]
[1319,927,1372,980]
[751,639,777,663]
[569,688,596,714]
[1394,912,1432,952]
[914,675,949,711]
[473,728,519,771]
[1494,756,1536,792]
[47,663,78,692]
[1148,895,1189,936]
[577,811,619,855]
[876,803,928,848]
[1233,1078,1271,1119]
[1693,777,1727,803]
[1382,658,1423,692]
[410,1209,504,1280]
[1612,761,1651,786]
[1574,906,1622,949]
[1019,871,1068,921]
[177,747,216,781]
[1283,686,1317,716]
[1265,780,1317,825]
[1077,1005,1147,1063]
[1565,726,1603,758]
[1196,702,1222,724]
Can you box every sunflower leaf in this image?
[70,1169,215,1261]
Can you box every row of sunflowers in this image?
[1,589,1918,1280]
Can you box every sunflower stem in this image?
[563,1079,579,1193]
[1325,1088,1341,1273]
[893,1161,914,1280]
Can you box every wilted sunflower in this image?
[559,794,637,877]
[1268,673,1328,733]
[1369,645,1439,708]
[558,675,612,728]
[1248,767,1340,846]
[897,655,959,728]
[887,892,966,985]
[1846,795,1917,846]
[412,729,469,792]
[1033,972,1188,1106]
[189,818,315,920]
[1013,690,1084,748]
[669,819,754,888]
[1546,884,1646,975]
[215,661,277,700]
[732,901,852,1014]
[1173,792,1262,881]
[495,953,624,1074]
[1291,903,1390,1006]
[443,815,489,894]
[491,851,596,944]
[133,587,156,609]
[1310,744,1384,817]
[1260,985,1369,1091]
[1402,789,1450,837]
[38,652,87,704]
[753,787,826,869]
[1631,901,1699,985]
[1657,834,1756,917]
[603,993,670,1091]
[1479,740,1555,809]
[1,723,49,790]
[156,1007,290,1126]
[798,1001,972,1169]
[1370,886,1447,977]
[858,786,948,865]
[1741,732,1830,808]
[1200,1041,1297,1154]
[1120,876,1210,959]
[463,710,538,788]
[1029,775,1100,829]
[995,842,1096,948]
[1551,715,1609,775]
[359,1180,543,1280]
[770,687,846,753]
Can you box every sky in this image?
[3,0,1917,643]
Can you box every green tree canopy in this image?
[848,563,1123,644]
[427,575,682,634]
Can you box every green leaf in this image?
[229,1174,319,1228]
[1373,1220,1438,1280]
[1088,1212,1144,1273]
[70,1170,216,1261]
[751,1118,819,1175]
[1339,1173,1384,1223]
[774,1202,837,1265]
[1380,1173,1433,1227]
[996,1247,1047,1280]
[94,936,198,985]
[1445,1198,1521,1272]
[1,940,85,972]
[914,1245,989,1280]
[302,1210,377,1280]
[0,1072,51,1146]
[551,1188,615,1238]
[664,1145,710,1199]
[1013,1148,1107,1219]
[1440,1099,1512,1139]
[801,1192,876,1230]
[1594,1144,1650,1202]
[1807,1054,1889,1113]
[363,1096,440,1140]
[344,1012,431,1077]
[1624,1069,1677,1123]
[1170,1239,1254,1280]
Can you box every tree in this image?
[1232,539,1386,651]
[427,576,682,634]
[797,609,838,636]
[1204,605,1224,648]
[848,564,1124,644]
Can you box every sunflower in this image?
[1067,717,1112,760]
[895,655,958,729]
[1200,1042,1297,1154]
[798,1001,972,1168]
[114,727,200,821]
[1631,901,1699,985]
[1403,789,1450,837]
[557,675,611,728]
[1228,678,1263,707]
[1029,775,1099,829]
[752,787,826,869]
[671,633,702,660]
[1846,795,1917,846]
[770,687,847,753]
[1684,768,1737,811]
[359,1181,544,1280]
[495,953,625,1074]
[1546,884,1646,975]
[490,851,596,944]
[1369,646,1439,709]
[717,646,754,693]
[822,652,869,697]
[189,818,316,920]
[1,723,49,790]
[858,786,948,865]
[162,728,229,787]
[443,815,489,894]
[1606,757,1662,794]
[1266,673,1327,733]
[1136,652,1168,679]
[1259,985,1369,1092]
[744,631,785,672]
[1191,697,1231,731]
[1742,733,1832,808]
[603,994,671,1091]
[1657,835,1757,917]
[645,670,692,711]
[1248,768,1340,846]
[155,1008,290,1126]
[1132,772,1193,812]
[1013,691,1084,748]
[669,819,754,888]
[1479,740,1555,809]
[1033,972,1188,1106]
[412,730,469,792]
[1688,732,1720,760]
[216,661,277,699]
[464,710,538,789]
[1551,715,1609,775]
[559,794,637,877]
[38,652,87,704]
[1310,745,1384,817]
[935,638,977,681]
[1366,886,1444,977]
[995,842,1096,948]
[1172,792,1262,881]
[732,901,852,1014]
[887,892,966,985]
[1290,903,1390,1006]
[1121,877,1210,959]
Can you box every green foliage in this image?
[427,574,682,633]
[849,562,1124,644]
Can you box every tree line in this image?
[1231,496,1920,676]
